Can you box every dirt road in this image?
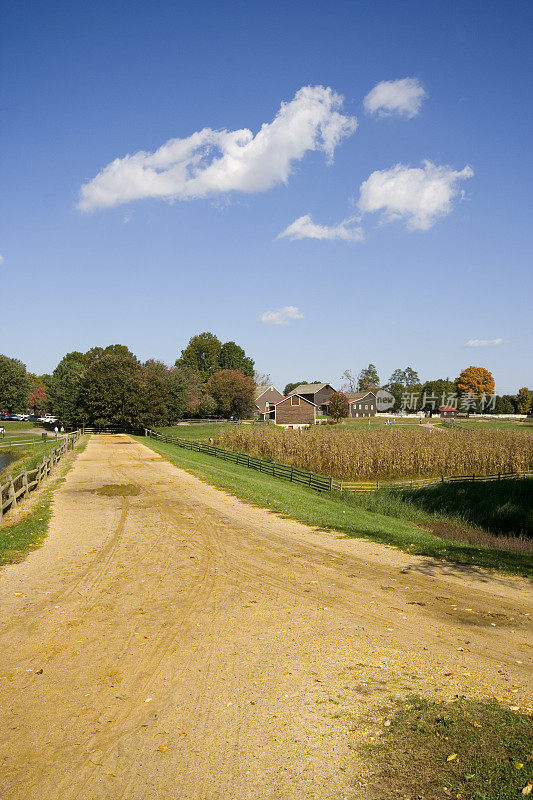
[0,435,531,799]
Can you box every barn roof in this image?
[254,385,280,399]
[289,383,333,395]
[272,394,317,407]
[323,391,376,404]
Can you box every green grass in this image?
[157,422,242,441]
[364,695,533,800]
[0,421,40,431]
[444,419,533,433]
[0,436,89,567]
[135,436,533,578]
[0,436,69,480]
[394,478,532,539]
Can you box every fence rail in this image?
[144,429,533,496]
[0,430,82,522]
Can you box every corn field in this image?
[215,427,533,481]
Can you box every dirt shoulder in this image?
[0,434,530,800]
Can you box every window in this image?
[365,404,368,410]
[358,403,362,409]
[291,395,300,406]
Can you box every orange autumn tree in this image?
[454,366,495,397]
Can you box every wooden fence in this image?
[144,429,532,495]
[0,430,82,522]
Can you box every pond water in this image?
[0,453,15,473]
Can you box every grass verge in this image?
[135,437,533,578]
[0,436,89,567]
[364,695,533,800]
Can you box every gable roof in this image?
[254,385,281,400]
[272,394,317,407]
[288,383,333,395]
[346,391,377,402]
[324,391,376,405]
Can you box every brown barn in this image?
[254,385,284,418]
[288,383,336,414]
[271,394,316,428]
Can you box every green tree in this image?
[207,370,256,416]
[516,387,532,414]
[420,379,456,411]
[80,351,157,427]
[403,367,420,387]
[219,341,255,378]
[196,391,218,417]
[358,364,380,390]
[49,351,88,426]
[143,360,171,426]
[388,367,420,387]
[176,332,222,380]
[329,391,349,421]
[494,395,516,414]
[283,380,322,396]
[0,354,31,411]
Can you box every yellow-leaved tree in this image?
[454,366,495,396]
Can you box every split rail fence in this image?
[144,430,532,495]
[0,430,82,521]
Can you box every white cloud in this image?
[277,213,363,242]
[260,306,304,326]
[0,254,4,265]
[465,338,503,348]
[364,77,427,118]
[78,86,357,211]
[358,160,474,230]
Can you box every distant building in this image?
[266,394,317,428]
[439,405,457,419]
[288,383,336,414]
[347,391,377,417]
[324,391,377,418]
[254,386,284,418]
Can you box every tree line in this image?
[284,364,532,415]
[1,342,531,427]
[0,333,259,427]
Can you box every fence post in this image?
[22,468,29,498]
[329,476,333,491]
[7,475,16,508]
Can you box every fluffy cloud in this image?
[358,160,473,230]
[260,306,304,326]
[0,254,4,265]
[277,213,363,242]
[78,86,357,211]
[465,338,503,348]
[364,77,427,118]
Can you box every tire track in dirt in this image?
[0,435,531,800]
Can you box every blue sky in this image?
[1,0,532,393]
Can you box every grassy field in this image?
[136,436,533,578]
[364,695,533,800]
[0,434,69,480]
[0,436,88,567]
[394,478,532,540]
[157,422,237,441]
